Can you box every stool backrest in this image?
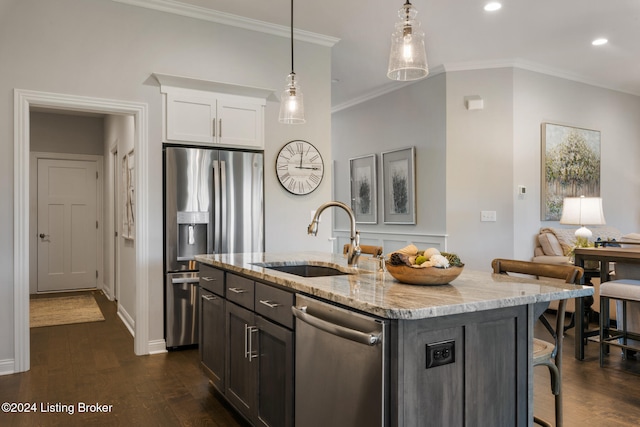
[491,258,584,284]
[343,244,383,257]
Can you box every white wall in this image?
[446,68,515,269]
[0,0,331,365]
[104,115,136,331]
[513,69,640,260]
[30,112,104,155]
[331,74,448,252]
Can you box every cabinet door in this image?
[218,99,264,148]
[166,92,216,143]
[255,315,294,427]
[226,302,257,421]
[200,288,226,391]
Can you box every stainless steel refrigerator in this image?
[163,145,264,348]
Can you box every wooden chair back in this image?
[343,244,383,257]
[491,258,584,284]
[491,258,583,427]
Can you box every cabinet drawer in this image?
[226,273,254,310]
[255,282,294,329]
[199,264,225,296]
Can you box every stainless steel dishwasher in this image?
[292,294,388,427]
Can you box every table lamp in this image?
[560,196,606,238]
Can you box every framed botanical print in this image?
[541,123,601,221]
[382,147,416,224]
[349,154,377,224]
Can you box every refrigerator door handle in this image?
[213,159,221,254]
[220,160,228,253]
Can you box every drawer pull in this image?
[228,287,247,294]
[202,294,217,301]
[259,300,280,309]
[201,276,217,282]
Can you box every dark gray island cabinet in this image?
[196,252,593,427]
[199,263,294,427]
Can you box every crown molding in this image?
[331,65,446,114]
[112,0,339,47]
[333,59,640,113]
[443,58,640,97]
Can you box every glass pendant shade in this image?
[387,1,429,81]
[279,0,305,124]
[279,73,305,124]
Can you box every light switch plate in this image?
[481,211,497,222]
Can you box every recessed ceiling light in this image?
[484,2,502,12]
[592,38,608,46]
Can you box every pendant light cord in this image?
[290,0,295,74]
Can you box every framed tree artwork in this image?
[541,123,601,221]
[349,154,377,224]
[382,146,416,224]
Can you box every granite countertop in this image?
[195,251,594,320]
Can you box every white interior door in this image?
[37,158,98,292]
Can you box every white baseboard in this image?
[0,359,15,376]
[117,304,135,338]
[148,339,168,354]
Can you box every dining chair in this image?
[599,261,640,366]
[491,258,584,427]
[343,243,383,257]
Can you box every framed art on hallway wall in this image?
[122,150,135,240]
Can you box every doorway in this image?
[14,89,150,373]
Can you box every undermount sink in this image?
[253,263,351,278]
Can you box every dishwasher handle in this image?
[292,305,381,346]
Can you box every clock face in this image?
[276,140,324,195]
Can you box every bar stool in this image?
[599,279,640,367]
[491,258,584,427]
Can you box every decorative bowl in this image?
[385,263,464,285]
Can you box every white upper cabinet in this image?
[155,74,272,149]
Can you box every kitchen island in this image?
[195,252,593,427]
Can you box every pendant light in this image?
[387,0,429,81]
[279,0,305,124]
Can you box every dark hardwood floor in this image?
[1,291,639,426]
[0,290,249,427]
[533,312,640,426]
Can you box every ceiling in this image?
[137,0,640,109]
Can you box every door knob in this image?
[39,233,48,239]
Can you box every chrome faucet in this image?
[308,201,361,267]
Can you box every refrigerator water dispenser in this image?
[177,211,209,261]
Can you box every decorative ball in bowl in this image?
[385,263,464,285]
[385,245,464,285]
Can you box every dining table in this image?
[573,246,640,359]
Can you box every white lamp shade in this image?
[560,197,606,230]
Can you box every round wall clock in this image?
[276,140,324,195]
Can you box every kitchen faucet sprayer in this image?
[308,201,361,267]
